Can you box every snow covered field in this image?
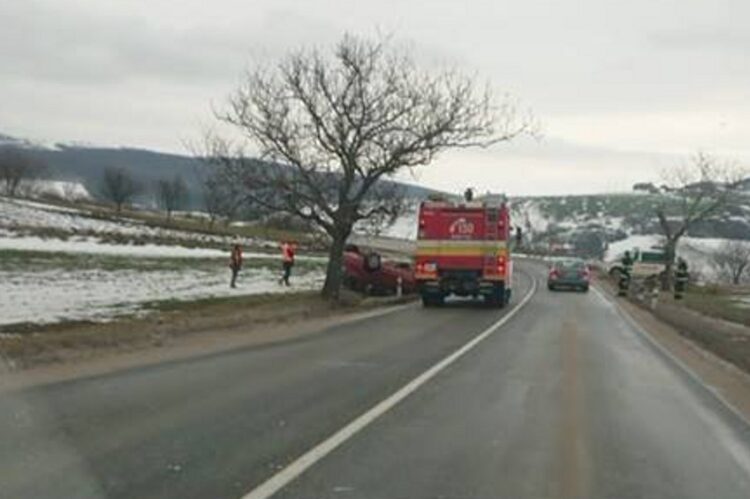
[0,233,326,261]
[0,255,325,327]
[0,196,327,327]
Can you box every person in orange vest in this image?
[229,243,243,288]
[279,240,296,286]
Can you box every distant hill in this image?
[6,133,747,245]
[1,133,443,210]
[511,189,750,255]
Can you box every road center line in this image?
[240,273,538,499]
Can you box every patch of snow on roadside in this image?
[513,200,551,234]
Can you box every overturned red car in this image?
[343,244,417,295]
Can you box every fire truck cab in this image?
[415,196,512,307]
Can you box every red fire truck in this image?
[414,196,513,307]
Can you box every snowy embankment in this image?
[0,195,326,327]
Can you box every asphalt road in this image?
[2,261,750,498]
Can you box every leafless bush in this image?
[0,147,45,197]
[711,240,750,285]
[655,153,746,289]
[99,167,142,214]
[200,170,244,228]
[155,175,188,220]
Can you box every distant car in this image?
[343,245,416,295]
[547,259,590,292]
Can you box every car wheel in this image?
[548,284,555,291]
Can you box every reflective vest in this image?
[230,246,243,268]
[281,243,295,263]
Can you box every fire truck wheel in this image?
[484,286,506,308]
[422,294,444,307]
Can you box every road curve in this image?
[2,261,750,499]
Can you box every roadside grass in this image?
[140,290,321,313]
[599,273,750,375]
[681,285,750,328]
[0,289,413,369]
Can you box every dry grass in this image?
[597,272,750,375]
[0,291,413,370]
[680,285,750,328]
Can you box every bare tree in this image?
[155,175,188,221]
[100,167,142,214]
[205,34,534,299]
[0,147,44,197]
[200,170,244,228]
[655,153,746,289]
[712,240,750,285]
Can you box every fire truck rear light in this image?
[497,255,506,273]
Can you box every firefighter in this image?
[279,240,297,286]
[229,243,243,288]
[618,250,633,296]
[674,257,689,300]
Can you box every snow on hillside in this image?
[602,234,750,280]
[33,180,91,200]
[604,235,664,261]
[381,209,418,240]
[0,196,276,252]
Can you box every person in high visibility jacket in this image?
[618,250,633,296]
[229,243,243,288]
[674,257,689,300]
[279,240,297,286]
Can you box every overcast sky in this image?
[1,0,747,195]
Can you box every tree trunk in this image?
[662,238,677,291]
[321,228,350,300]
[733,264,746,285]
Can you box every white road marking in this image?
[240,275,538,499]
